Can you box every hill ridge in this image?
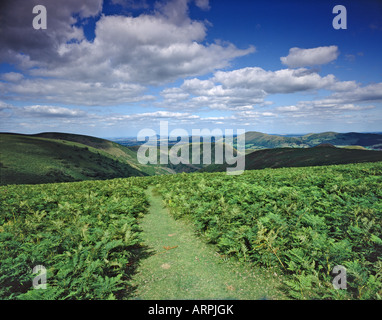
[236,131,382,150]
[202,145,382,173]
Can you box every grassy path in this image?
[129,187,286,300]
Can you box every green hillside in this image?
[163,141,240,173]
[202,144,382,173]
[301,132,382,148]
[2,131,381,186]
[0,133,149,185]
[239,131,306,149]
[234,131,382,150]
[32,132,171,176]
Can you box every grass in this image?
[0,133,146,185]
[129,187,286,300]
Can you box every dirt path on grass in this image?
[129,186,286,300]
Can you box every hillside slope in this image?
[235,131,382,150]
[201,144,382,172]
[301,132,382,148]
[33,132,170,176]
[0,133,148,185]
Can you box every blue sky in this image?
[0,0,381,138]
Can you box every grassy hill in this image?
[2,131,382,185]
[239,131,306,149]
[161,141,240,173]
[301,132,382,148]
[32,132,171,176]
[202,144,382,172]
[0,132,179,185]
[0,132,241,185]
[234,131,382,150]
[0,133,152,185]
[134,141,241,174]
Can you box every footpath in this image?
[129,186,286,300]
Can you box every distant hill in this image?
[2,131,382,185]
[239,131,306,148]
[201,144,382,173]
[0,133,170,185]
[137,141,240,174]
[0,132,240,185]
[300,132,382,149]
[234,131,382,150]
[32,132,170,176]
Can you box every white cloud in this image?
[0,0,102,64]
[0,78,153,106]
[213,67,336,93]
[158,66,339,111]
[0,1,254,106]
[275,101,376,121]
[155,63,382,128]
[0,101,14,111]
[1,72,24,82]
[23,105,87,118]
[309,83,382,106]
[194,0,210,10]
[280,46,339,68]
[41,13,254,86]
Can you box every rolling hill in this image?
[31,132,170,176]
[300,132,382,148]
[201,144,382,172]
[2,131,382,185]
[233,131,382,150]
[0,133,170,185]
[0,132,241,185]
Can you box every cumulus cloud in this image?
[280,46,339,68]
[0,0,102,65]
[110,110,200,121]
[0,0,253,106]
[158,66,340,111]
[213,67,336,93]
[194,0,210,11]
[32,13,254,86]
[0,78,152,106]
[1,72,24,82]
[1,1,380,134]
[156,62,382,126]
[23,105,88,118]
[0,101,14,111]
[309,83,382,106]
[155,0,210,25]
[274,99,377,122]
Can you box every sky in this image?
[0,0,381,138]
